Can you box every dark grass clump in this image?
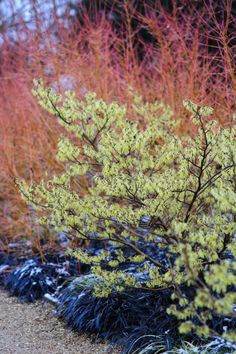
[0,252,16,266]
[56,276,178,352]
[2,251,87,301]
[4,259,57,302]
[0,252,23,285]
[56,276,236,352]
[3,257,79,302]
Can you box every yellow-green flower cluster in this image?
[18,80,236,342]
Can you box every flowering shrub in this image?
[1,1,235,243]
[17,80,236,342]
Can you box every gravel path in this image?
[0,290,120,354]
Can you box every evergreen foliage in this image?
[17,79,236,342]
[56,276,176,350]
[4,260,56,302]
[4,256,79,302]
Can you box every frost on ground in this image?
[0,290,119,354]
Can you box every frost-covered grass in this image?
[3,257,79,302]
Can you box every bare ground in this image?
[0,290,120,354]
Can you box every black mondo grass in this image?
[2,252,86,302]
[0,252,22,285]
[56,276,178,352]
[4,259,59,302]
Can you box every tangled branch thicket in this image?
[17,79,236,342]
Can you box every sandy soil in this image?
[0,290,120,354]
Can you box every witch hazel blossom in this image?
[17,79,236,342]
